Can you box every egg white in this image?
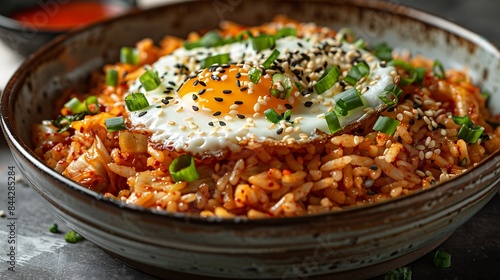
[127,35,396,156]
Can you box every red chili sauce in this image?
[11,1,126,30]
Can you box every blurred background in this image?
[0,0,499,279]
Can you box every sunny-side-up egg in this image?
[127,31,397,157]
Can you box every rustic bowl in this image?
[1,0,500,279]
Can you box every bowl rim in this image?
[1,0,500,226]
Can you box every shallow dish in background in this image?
[1,0,500,279]
[0,0,137,56]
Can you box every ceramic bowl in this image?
[1,0,500,279]
[0,0,137,56]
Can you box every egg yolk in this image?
[177,65,295,116]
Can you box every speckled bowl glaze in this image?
[2,0,500,279]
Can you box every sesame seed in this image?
[192,94,198,100]
[396,113,403,121]
[219,121,227,126]
[419,151,424,160]
[168,121,176,125]
[240,87,248,92]
[235,73,241,78]
[234,101,243,105]
[304,101,313,107]
[214,97,224,102]
[253,103,261,112]
[236,80,241,87]
[435,149,441,155]
[208,122,214,126]
[161,99,170,105]
[221,75,228,81]
[416,170,425,177]
[211,75,220,81]
[223,90,232,94]
[285,104,293,109]
[192,105,199,111]
[213,111,221,116]
[199,81,207,87]
[138,111,147,117]
[403,111,413,118]
[425,151,433,159]
[276,127,284,135]
[237,114,245,119]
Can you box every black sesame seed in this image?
[301,91,310,96]
[235,73,241,79]
[168,81,176,86]
[314,67,323,73]
[208,122,214,126]
[437,123,446,129]
[163,90,172,94]
[409,119,415,125]
[223,90,232,94]
[198,89,206,95]
[199,81,207,87]
[306,76,311,83]
[192,94,198,100]
[213,111,221,116]
[276,127,284,135]
[237,114,245,119]
[138,111,147,117]
[284,104,293,109]
[236,80,241,87]
[219,69,226,73]
[369,165,379,171]
[234,100,243,105]
[219,121,227,126]
[193,80,199,86]
[380,61,387,68]
[297,42,303,48]
[387,107,395,112]
[211,75,220,81]
[161,99,170,105]
[192,106,199,111]
[214,97,223,102]
[304,101,313,107]
[239,87,248,92]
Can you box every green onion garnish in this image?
[85,96,100,115]
[334,88,364,116]
[105,116,126,132]
[275,27,297,38]
[65,230,84,243]
[49,223,59,233]
[184,41,202,50]
[432,60,446,79]
[373,116,400,135]
[251,34,276,51]
[169,154,199,182]
[372,42,393,62]
[384,267,412,280]
[106,69,118,87]
[264,108,282,123]
[457,123,485,143]
[337,27,355,41]
[379,84,403,107]
[235,30,253,41]
[51,112,86,133]
[64,97,86,114]
[314,65,340,94]
[270,73,293,100]
[353,38,366,49]
[452,115,474,126]
[200,53,230,69]
[414,67,426,85]
[325,111,341,134]
[249,67,262,84]
[433,250,451,268]
[139,69,161,91]
[125,92,150,112]
[262,49,280,69]
[282,110,292,121]
[389,59,417,86]
[344,61,370,86]
[199,31,222,47]
[120,47,138,65]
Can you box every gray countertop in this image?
[1,0,500,279]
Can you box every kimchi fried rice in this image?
[32,16,500,219]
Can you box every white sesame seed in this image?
[419,151,424,160]
[434,148,441,155]
[168,121,176,126]
[416,170,426,177]
[396,113,403,121]
[425,170,433,177]
[285,127,293,133]
[416,145,426,151]
[229,110,238,115]
[202,107,212,113]
[425,151,433,159]
[221,74,228,81]
[225,115,233,121]
[403,111,413,118]
[179,125,186,131]
[440,129,447,136]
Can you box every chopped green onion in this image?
[282,110,292,121]
[384,267,412,280]
[433,250,451,268]
[314,65,340,94]
[251,34,276,51]
[373,116,400,135]
[337,27,356,41]
[51,112,86,133]
[372,42,393,62]
[105,117,126,132]
[379,84,403,107]
[262,49,280,69]
[249,67,262,84]
[353,38,366,49]
[49,223,59,233]
[169,154,199,182]
[200,53,230,68]
[344,61,370,86]
[414,67,426,85]
[85,96,100,115]
[235,30,253,41]
[120,47,138,65]
[457,124,485,143]
[64,97,86,114]
[481,90,490,101]
[294,81,302,91]
[432,60,446,79]
[275,27,297,38]
[200,31,222,47]
[389,59,417,86]
[125,92,150,112]
[65,230,84,243]
[139,69,161,91]
[325,111,341,134]
[184,41,202,50]
[106,69,118,87]
[452,115,474,126]
[270,73,293,100]
[264,108,282,123]
[334,88,364,116]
